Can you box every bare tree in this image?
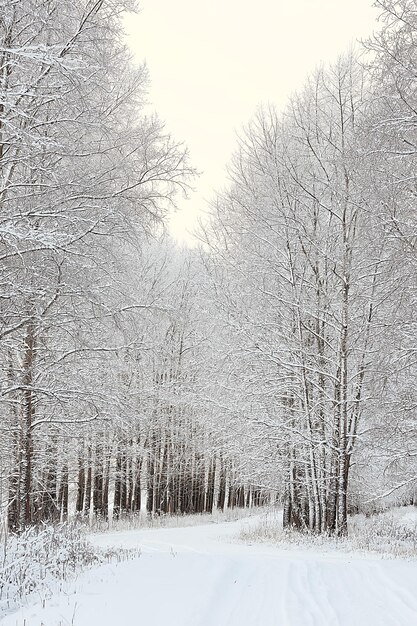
[203,54,391,535]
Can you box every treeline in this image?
[0,0,268,533]
[202,0,417,535]
[2,0,417,537]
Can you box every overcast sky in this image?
[125,1,379,245]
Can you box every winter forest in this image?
[2,0,417,623]
[4,0,417,626]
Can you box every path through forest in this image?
[4,515,417,625]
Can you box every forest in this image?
[0,0,416,543]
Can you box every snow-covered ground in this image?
[3,513,417,626]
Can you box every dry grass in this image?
[239,506,417,559]
[0,522,139,617]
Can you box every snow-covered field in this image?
[3,513,417,626]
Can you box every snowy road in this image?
[3,515,417,626]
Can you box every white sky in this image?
[125,0,379,245]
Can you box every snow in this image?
[388,505,417,529]
[3,514,417,626]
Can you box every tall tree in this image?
[0,0,194,529]
[203,55,391,535]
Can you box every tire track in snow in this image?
[4,515,417,626]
